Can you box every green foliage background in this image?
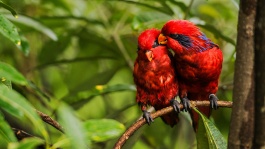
[0,0,238,148]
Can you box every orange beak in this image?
[145,50,153,62]
[158,34,168,45]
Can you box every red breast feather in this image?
[133,29,179,126]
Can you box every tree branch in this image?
[12,128,60,149]
[114,100,233,149]
[12,128,36,140]
[35,110,64,133]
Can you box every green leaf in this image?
[0,93,23,117]
[197,115,209,149]
[0,1,18,17]
[70,84,136,105]
[57,103,89,149]
[68,66,121,97]
[131,16,143,31]
[1,78,12,89]
[8,138,44,149]
[0,112,17,143]
[0,13,29,55]
[0,84,49,143]
[94,84,136,94]
[84,119,125,142]
[5,14,58,41]
[63,67,123,108]
[0,62,28,86]
[36,56,115,70]
[0,14,21,46]
[37,35,71,65]
[194,108,227,149]
[166,0,188,13]
[17,35,30,56]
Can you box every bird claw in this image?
[143,110,153,125]
[170,99,181,113]
[209,94,218,110]
[181,97,191,112]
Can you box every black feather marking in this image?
[152,39,159,48]
[169,34,192,48]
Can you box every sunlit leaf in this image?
[57,103,89,149]
[5,14,58,41]
[8,137,44,149]
[194,108,227,149]
[0,62,27,86]
[0,1,18,17]
[84,119,125,142]
[0,84,49,142]
[0,112,17,143]
[0,14,21,47]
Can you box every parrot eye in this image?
[152,39,159,48]
[137,46,140,51]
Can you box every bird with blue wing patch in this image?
[158,20,223,131]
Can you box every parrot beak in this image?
[145,50,153,62]
[158,34,168,45]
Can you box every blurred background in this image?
[0,0,238,148]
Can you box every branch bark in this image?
[254,0,265,147]
[228,0,256,148]
[12,128,35,140]
[35,110,64,133]
[114,100,233,149]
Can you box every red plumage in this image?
[133,29,179,127]
[158,20,223,131]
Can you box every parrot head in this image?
[158,20,214,54]
[138,29,167,62]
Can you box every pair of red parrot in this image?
[133,20,223,131]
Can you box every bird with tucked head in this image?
[133,29,179,127]
[158,20,223,131]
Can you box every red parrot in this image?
[133,29,179,126]
[158,20,223,130]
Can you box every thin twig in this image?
[114,100,233,149]
[96,4,134,71]
[183,0,194,19]
[12,128,36,140]
[35,110,64,133]
[112,13,134,71]
[12,128,61,149]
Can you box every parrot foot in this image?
[209,94,218,110]
[181,97,190,112]
[143,110,153,125]
[170,99,181,113]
